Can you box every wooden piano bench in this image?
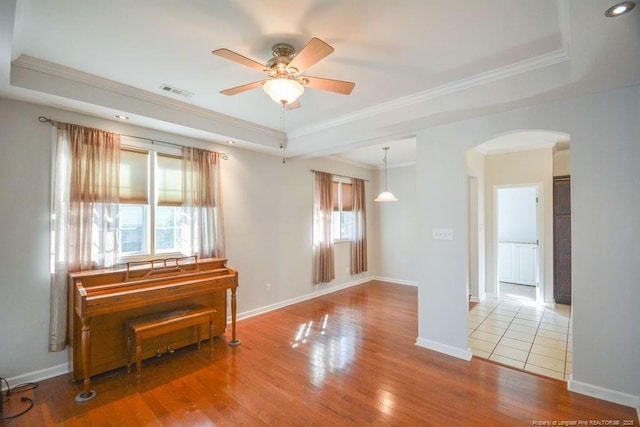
[125,305,216,379]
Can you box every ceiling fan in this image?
[212,37,355,108]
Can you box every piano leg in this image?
[209,315,215,358]
[229,287,241,347]
[75,316,97,402]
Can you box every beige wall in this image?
[484,148,554,302]
[553,149,571,176]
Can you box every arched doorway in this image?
[466,130,573,381]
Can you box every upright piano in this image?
[68,256,238,400]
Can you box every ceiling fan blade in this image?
[220,80,266,96]
[288,38,334,74]
[285,98,302,110]
[212,48,266,73]
[303,76,355,95]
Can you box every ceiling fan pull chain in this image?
[280,103,287,164]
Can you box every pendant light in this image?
[375,147,398,202]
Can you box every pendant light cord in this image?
[383,147,389,190]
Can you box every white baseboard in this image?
[469,292,487,303]
[415,337,473,361]
[372,276,418,287]
[568,375,640,408]
[4,362,69,390]
[234,276,373,322]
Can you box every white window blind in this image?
[119,149,148,204]
[156,154,182,206]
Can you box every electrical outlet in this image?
[265,283,272,292]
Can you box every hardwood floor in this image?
[3,281,637,426]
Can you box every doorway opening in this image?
[466,131,572,380]
[496,185,541,305]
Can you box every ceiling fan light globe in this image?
[263,79,304,105]
[374,191,398,202]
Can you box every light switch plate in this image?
[432,228,454,240]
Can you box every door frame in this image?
[468,175,480,302]
[494,183,544,304]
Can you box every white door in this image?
[496,185,541,299]
[516,243,536,286]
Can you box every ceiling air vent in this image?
[159,84,194,98]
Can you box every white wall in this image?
[0,98,68,381]
[416,130,471,359]
[485,149,553,302]
[415,85,640,407]
[375,165,417,284]
[0,97,377,383]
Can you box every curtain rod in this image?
[310,169,370,182]
[38,116,229,160]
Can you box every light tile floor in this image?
[469,283,572,381]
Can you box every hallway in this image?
[469,283,572,381]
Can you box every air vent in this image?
[159,84,194,98]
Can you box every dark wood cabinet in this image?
[553,176,572,304]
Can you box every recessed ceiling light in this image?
[115,114,129,120]
[605,1,635,17]
[226,140,235,144]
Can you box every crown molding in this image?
[290,49,570,140]
[322,155,377,170]
[10,1,571,152]
[11,55,282,140]
[476,142,557,156]
[290,0,571,140]
[383,161,417,169]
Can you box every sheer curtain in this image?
[182,147,225,258]
[49,123,121,352]
[350,178,368,274]
[313,171,335,284]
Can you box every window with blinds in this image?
[120,149,149,204]
[156,154,182,206]
[154,154,184,253]
[332,179,354,241]
[96,144,188,259]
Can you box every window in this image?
[94,139,188,261]
[153,153,184,254]
[332,179,353,241]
